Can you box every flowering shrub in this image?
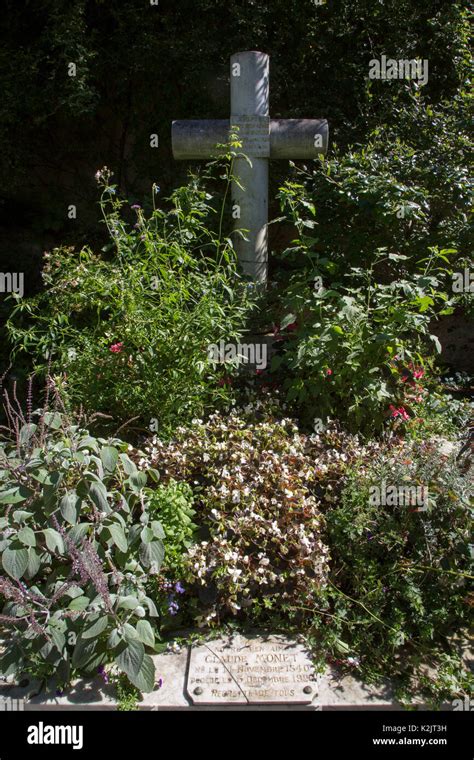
[7,164,255,435]
[140,395,472,701]
[318,438,473,700]
[145,406,331,626]
[269,205,458,434]
[0,381,168,692]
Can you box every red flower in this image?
[109,342,124,354]
[389,404,410,421]
[326,369,333,376]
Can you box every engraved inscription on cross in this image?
[172,51,329,283]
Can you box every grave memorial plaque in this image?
[187,634,318,705]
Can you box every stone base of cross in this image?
[172,51,328,283]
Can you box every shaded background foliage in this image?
[0,0,470,289]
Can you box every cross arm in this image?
[172,118,328,161]
[172,120,229,160]
[270,119,328,159]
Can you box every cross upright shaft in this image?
[172,51,329,282]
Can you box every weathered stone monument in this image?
[172,51,329,282]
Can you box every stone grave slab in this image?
[187,633,318,705]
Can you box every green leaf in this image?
[89,482,110,513]
[127,653,155,693]
[136,620,155,647]
[2,546,29,579]
[107,628,122,649]
[101,446,119,473]
[19,423,37,446]
[151,521,165,539]
[129,471,147,493]
[115,640,145,680]
[280,313,297,330]
[146,468,161,483]
[119,454,137,476]
[43,412,63,430]
[50,628,66,654]
[122,623,140,643]
[140,526,154,544]
[43,528,65,554]
[109,524,128,553]
[72,636,103,671]
[18,526,36,547]
[117,595,140,611]
[68,523,89,544]
[60,491,80,525]
[0,485,33,504]
[335,639,351,655]
[68,595,90,611]
[139,539,164,571]
[82,615,109,640]
[25,548,41,579]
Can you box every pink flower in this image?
[413,368,424,380]
[109,342,124,354]
[389,404,410,421]
[326,369,333,376]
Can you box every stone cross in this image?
[172,51,328,283]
